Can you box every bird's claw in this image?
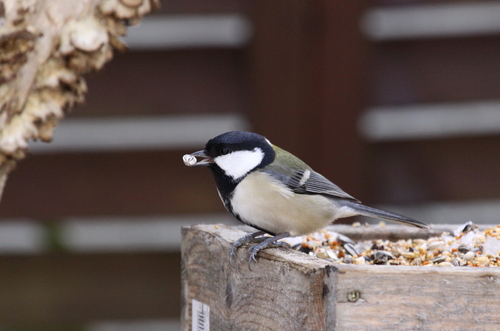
[248,247,260,271]
[246,240,290,267]
[248,245,261,261]
[248,233,291,271]
[231,232,291,270]
[229,249,238,268]
[229,231,266,268]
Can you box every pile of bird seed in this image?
[291,222,500,267]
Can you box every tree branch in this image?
[0,0,159,199]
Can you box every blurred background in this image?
[2,0,500,329]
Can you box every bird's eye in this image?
[220,147,231,155]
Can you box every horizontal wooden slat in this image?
[29,114,249,153]
[60,214,236,252]
[0,220,45,253]
[155,0,250,15]
[124,15,252,49]
[4,202,500,254]
[359,100,500,141]
[0,252,180,328]
[0,150,226,218]
[0,215,236,254]
[363,2,500,41]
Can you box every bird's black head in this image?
[185,131,276,206]
[203,131,275,180]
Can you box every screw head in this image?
[347,290,361,302]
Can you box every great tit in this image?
[184,131,429,268]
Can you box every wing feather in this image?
[262,145,359,202]
[286,170,359,202]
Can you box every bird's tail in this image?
[342,200,429,229]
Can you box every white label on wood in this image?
[192,299,210,331]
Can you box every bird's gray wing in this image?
[286,169,360,202]
[262,145,359,202]
[264,166,359,202]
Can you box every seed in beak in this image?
[183,154,198,166]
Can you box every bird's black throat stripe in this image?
[208,165,276,236]
[209,165,239,202]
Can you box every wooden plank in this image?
[29,114,248,153]
[0,150,226,218]
[363,2,500,41]
[360,100,500,141]
[124,15,252,50]
[182,224,500,330]
[369,36,500,106]
[334,264,500,330]
[0,252,180,328]
[250,0,368,200]
[366,136,500,204]
[249,0,306,150]
[77,49,250,117]
[156,0,250,15]
[181,224,336,330]
[318,0,368,198]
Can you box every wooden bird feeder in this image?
[181,224,500,330]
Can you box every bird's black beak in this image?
[183,150,213,167]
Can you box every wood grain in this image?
[335,265,500,330]
[250,0,368,200]
[182,224,500,331]
[182,224,336,330]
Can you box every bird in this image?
[184,131,429,268]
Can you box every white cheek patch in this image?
[215,148,264,180]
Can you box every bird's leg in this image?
[229,231,266,267]
[247,232,291,270]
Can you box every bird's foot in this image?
[246,232,291,270]
[229,231,292,270]
[229,231,266,267]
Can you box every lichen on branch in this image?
[0,0,159,199]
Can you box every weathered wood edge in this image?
[325,224,491,241]
[181,224,338,331]
[181,223,500,330]
[184,223,334,270]
[332,262,500,329]
[196,224,500,276]
[231,223,489,241]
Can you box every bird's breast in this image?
[230,171,336,236]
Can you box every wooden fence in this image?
[1,0,500,329]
